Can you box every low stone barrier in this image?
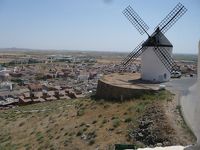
[96,79,155,100]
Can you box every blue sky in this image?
[0,0,199,54]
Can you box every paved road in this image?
[163,77,197,96]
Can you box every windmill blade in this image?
[123,46,146,69]
[155,2,187,34]
[153,47,172,73]
[123,5,150,36]
[121,41,147,69]
[153,47,179,73]
[121,41,144,65]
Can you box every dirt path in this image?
[163,92,196,145]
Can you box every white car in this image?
[159,84,166,90]
[171,71,182,78]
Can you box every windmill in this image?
[121,3,187,82]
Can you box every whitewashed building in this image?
[141,31,172,83]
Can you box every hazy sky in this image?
[0,0,199,54]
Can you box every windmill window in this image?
[164,73,167,79]
[156,38,160,44]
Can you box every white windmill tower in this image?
[121,3,187,83]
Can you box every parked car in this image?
[171,71,182,78]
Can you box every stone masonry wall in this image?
[96,79,155,101]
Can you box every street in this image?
[164,77,197,96]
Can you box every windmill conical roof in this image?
[142,28,173,47]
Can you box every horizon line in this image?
[0,47,198,55]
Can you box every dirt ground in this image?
[163,92,196,145]
[102,73,160,90]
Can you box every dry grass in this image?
[0,90,188,150]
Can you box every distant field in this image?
[173,54,198,62]
[0,48,197,61]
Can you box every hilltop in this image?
[0,90,195,150]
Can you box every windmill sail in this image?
[154,47,179,73]
[123,5,149,36]
[155,2,187,34]
[121,41,148,68]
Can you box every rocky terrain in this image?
[131,103,176,147]
[129,93,196,148]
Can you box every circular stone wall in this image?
[96,78,156,101]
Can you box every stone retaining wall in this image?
[96,79,155,100]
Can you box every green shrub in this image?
[88,139,95,145]
[98,114,102,118]
[102,118,107,124]
[76,129,83,136]
[19,121,25,127]
[35,132,44,142]
[135,103,146,113]
[77,109,84,116]
[92,120,97,124]
[111,116,117,120]
[124,117,132,123]
[80,122,85,126]
[112,119,120,128]
[24,143,31,150]
[83,128,87,131]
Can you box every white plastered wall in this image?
[141,47,172,82]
